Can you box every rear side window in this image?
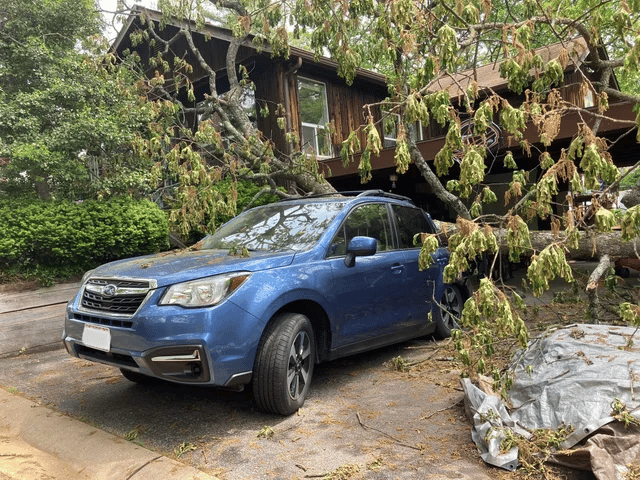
[392,205,434,249]
[330,203,393,256]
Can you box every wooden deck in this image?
[0,282,80,356]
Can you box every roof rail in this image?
[278,190,415,204]
[354,190,414,203]
[277,191,344,202]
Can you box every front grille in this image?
[80,278,153,317]
[82,291,145,314]
[71,312,133,329]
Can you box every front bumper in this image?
[64,340,213,383]
[63,287,264,387]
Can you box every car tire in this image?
[615,267,631,278]
[253,313,316,415]
[434,284,464,339]
[120,368,160,385]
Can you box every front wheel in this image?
[253,313,316,415]
[434,284,464,339]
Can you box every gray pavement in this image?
[0,281,80,356]
[0,262,622,480]
[0,345,497,480]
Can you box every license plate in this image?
[82,324,111,352]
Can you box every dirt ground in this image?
[0,333,596,480]
[0,263,635,480]
[0,339,491,480]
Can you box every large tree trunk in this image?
[499,229,640,261]
[409,144,472,221]
[440,224,636,319]
[621,187,640,208]
[439,223,640,261]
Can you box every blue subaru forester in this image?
[63,191,465,415]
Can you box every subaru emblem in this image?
[102,284,118,297]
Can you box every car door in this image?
[326,203,411,349]
[391,204,446,327]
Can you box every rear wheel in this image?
[253,313,316,415]
[615,266,631,278]
[434,284,464,339]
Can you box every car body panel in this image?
[326,250,412,347]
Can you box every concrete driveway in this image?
[0,337,495,480]
[0,268,604,480]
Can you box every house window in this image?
[383,115,423,148]
[383,114,398,148]
[415,121,424,141]
[297,77,331,157]
[584,89,595,108]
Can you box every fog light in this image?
[185,362,202,377]
[143,345,211,383]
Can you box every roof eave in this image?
[109,6,388,87]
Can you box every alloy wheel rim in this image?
[442,286,462,329]
[287,331,311,400]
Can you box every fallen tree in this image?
[502,229,640,261]
[439,222,640,261]
[99,2,640,420]
[437,218,639,320]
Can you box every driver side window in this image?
[329,204,393,257]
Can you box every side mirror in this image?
[344,236,377,267]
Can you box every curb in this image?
[0,389,217,480]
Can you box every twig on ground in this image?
[279,417,305,434]
[421,398,464,420]
[406,347,442,367]
[356,412,422,451]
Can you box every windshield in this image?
[202,201,346,252]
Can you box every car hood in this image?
[89,249,296,288]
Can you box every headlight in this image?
[159,272,251,308]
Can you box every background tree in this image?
[0,0,155,201]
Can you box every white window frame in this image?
[297,76,332,158]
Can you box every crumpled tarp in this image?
[463,323,640,479]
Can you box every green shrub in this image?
[0,197,168,283]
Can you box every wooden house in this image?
[112,7,388,160]
[324,39,638,223]
[113,8,638,223]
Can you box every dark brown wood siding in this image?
[253,62,288,156]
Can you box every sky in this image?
[99,0,157,42]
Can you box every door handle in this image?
[391,264,405,274]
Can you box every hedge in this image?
[0,197,169,279]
